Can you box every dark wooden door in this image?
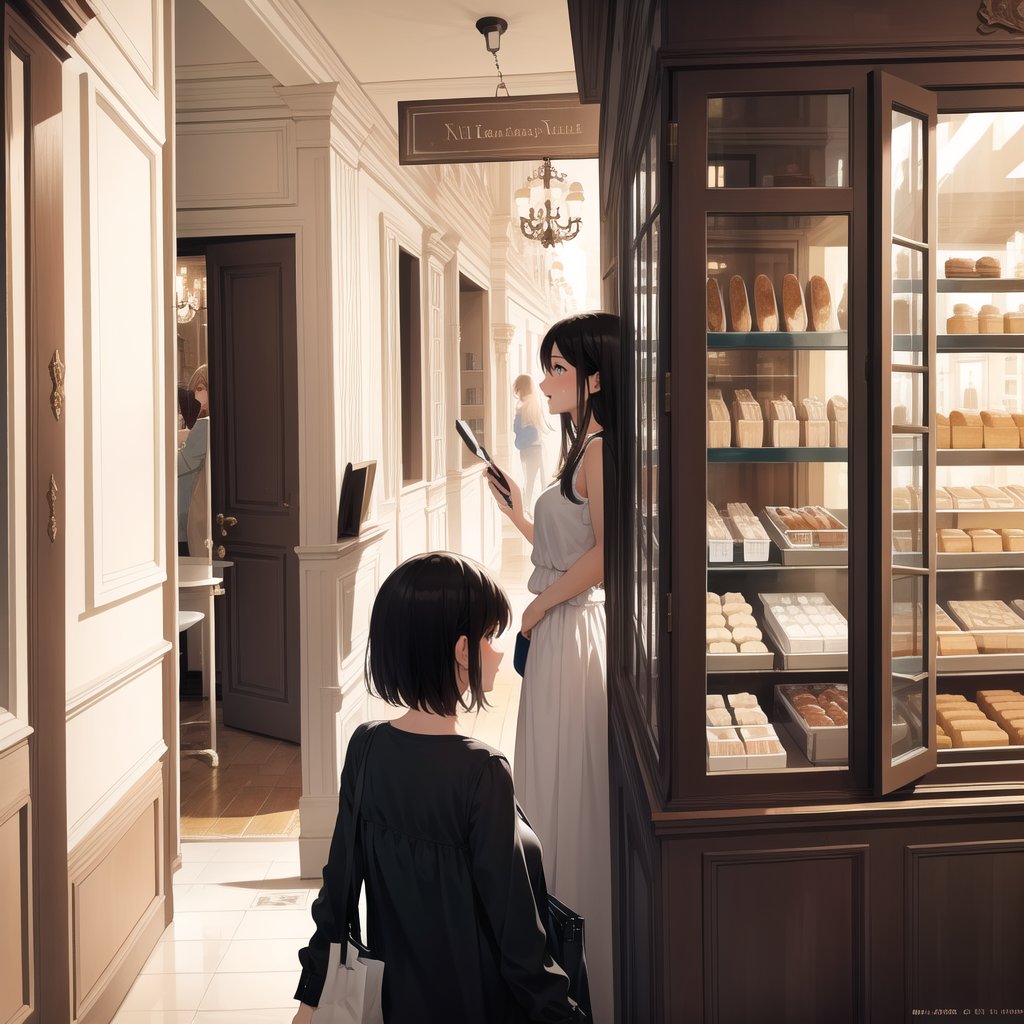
[206,237,300,742]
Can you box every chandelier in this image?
[175,269,201,324]
[514,158,584,248]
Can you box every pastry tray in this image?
[707,650,776,672]
[760,509,849,566]
[775,688,849,764]
[723,515,771,562]
[761,615,848,670]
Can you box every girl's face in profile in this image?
[540,344,578,417]
[480,631,504,694]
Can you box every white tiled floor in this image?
[115,535,534,1022]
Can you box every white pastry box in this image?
[739,725,788,770]
[706,726,747,772]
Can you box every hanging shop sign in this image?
[398,93,599,165]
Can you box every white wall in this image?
[63,0,172,848]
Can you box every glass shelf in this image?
[938,279,1024,293]
[708,447,848,463]
[707,331,848,350]
[936,335,1024,353]
[936,449,1024,466]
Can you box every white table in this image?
[178,576,222,766]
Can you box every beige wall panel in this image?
[177,123,294,208]
[72,798,159,1010]
[66,588,166,701]
[66,663,165,844]
[0,742,30,1023]
[93,0,158,89]
[337,561,378,674]
[88,94,164,607]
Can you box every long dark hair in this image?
[539,311,621,504]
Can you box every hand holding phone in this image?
[455,419,513,509]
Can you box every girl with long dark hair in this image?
[485,312,620,1022]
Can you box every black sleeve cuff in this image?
[293,967,325,1007]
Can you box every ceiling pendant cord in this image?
[493,51,509,96]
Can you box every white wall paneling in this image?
[177,120,294,207]
[82,81,166,609]
[65,659,167,848]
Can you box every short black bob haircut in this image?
[539,311,621,504]
[365,552,512,716]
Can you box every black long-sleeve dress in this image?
[295,722,580,1023]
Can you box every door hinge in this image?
[664,371,671,413]
[666,592,673,633]
[667,122,678,163]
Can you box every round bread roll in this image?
[708,641,737,654]
[727,612,757,628]
[706,614,726,629]
[706,628,732,644]
[804,713,834,727]
[732,626,763,644]
[739,640,768,654]
[722,601,753,617]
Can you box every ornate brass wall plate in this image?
[49,350,65,421]
[978,0,1024,34]
[47,475,59,542]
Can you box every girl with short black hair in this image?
[292,552,582,1024]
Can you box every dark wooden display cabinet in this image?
[568,2,1024,1021]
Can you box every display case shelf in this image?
[707,331,848,350]
[937,553,1024,570]
[936,449,1024,466]
[708,447,848,463]
[896,334,1024,353]
[938,278,1024,292]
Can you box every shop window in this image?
[458,275,487,468]
[399,249,423,484]
[628,122,662,745]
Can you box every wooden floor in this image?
[179,534,534,839]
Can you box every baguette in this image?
[754,274,779,332]
[781,273,807,331]
[707,277,726,332]
[729,276,752,332]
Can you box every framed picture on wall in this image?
[337,460,376,538]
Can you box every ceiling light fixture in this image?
[476,16,509,96]
[514,159,585,248]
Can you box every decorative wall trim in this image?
[87,0,160,93]
[82,81,166,607]
[9,0,95,58]
[703,845,870,1024]
[176,121,295,208]
[68,762,163,1021]
[48,349,65,420]
[0,740,32,1023]
[66,640,171,719]
[47,474,59,542]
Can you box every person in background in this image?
[292,552,583,1024]
[484,312,621,1023]
[513,373,547,510]
[177,363,209,557]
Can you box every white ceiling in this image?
[292,1,575,86]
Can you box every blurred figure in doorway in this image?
[512,373,547,511]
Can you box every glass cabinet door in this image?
[877,72,938,793]
[932,101,1024,769]
[701,87,854,779]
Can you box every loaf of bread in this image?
[727,613,757,628]
[706,693,726,709]
[954,730,1009,748]
[976,256,1001,278]
[781,273,806,332]
[968,528,1002,553]
[950,410,984,449]
[734,707,768,726]
[706,708,733,727]
[805,275,833,330]
[936,412,951,449]
[1003,528,1024,551]
[729,275,752,332]
[731,626,762,644]
[707,277,726,332]
[945,257,976,278]
[706,627,732,644]
[973,484,1015,509]
[708,641,737,653]
[948,486,985,509]
[739,640,769,654]
[938,528,971,552]
[754,274,779,332]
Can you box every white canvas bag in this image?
[311,941,384,1024]
[311,725,384,1024]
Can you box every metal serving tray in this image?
[760,509,849,566]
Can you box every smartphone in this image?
[455,419,513,508]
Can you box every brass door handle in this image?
[216,513,238,537]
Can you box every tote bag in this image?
[313,940,384,1024]
[312,726,384,1024]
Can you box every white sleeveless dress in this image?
[514,438,612,1022]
